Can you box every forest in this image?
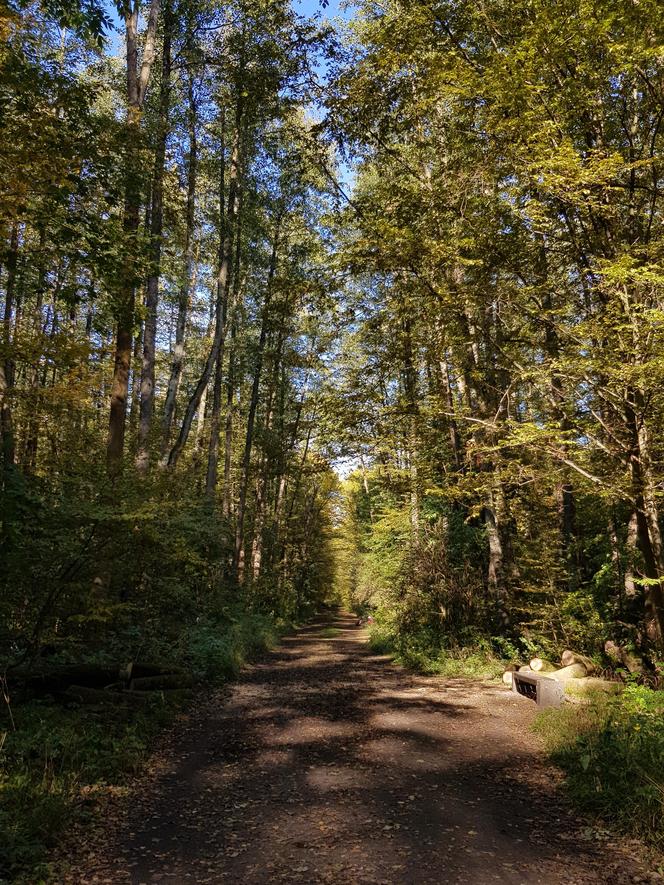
[1,0,664,880]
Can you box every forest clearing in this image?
[1,0,664,881]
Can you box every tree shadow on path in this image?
[67,613,651,885]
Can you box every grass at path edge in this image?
[367,621,664,858]
[534,686,664,855]
[367,620,508,681]
[0,609,294,884]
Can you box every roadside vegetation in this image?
[328,0,664,853]
[368,619,510,682]
[2,0,664,875]
[535,687,664,852]
[1,608,289,882]
[1,0,335,878]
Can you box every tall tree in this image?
[136,0,173,472]
[107,0,160,476]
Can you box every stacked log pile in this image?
[10,661,193,707]
[503,649,624,701]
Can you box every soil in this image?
[63,612,657,884]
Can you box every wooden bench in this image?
[512,670,565,708]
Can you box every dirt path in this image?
[66,613,653,884]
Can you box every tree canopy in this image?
[1,0,663,771]
[3,0,664,876]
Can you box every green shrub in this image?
[0,609,286,882]
[185,611,280,681]
[367,621,397,655]
[0,700,170,882]
[368,619,507,680]
[0,775,68,882]
[186,627,244,680]
[534,685,664,850]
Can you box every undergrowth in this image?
[0,608,287,884]
[534,685,664,852]
[368,619,508,680]
[185,611,282,681]
[0,699,173,884]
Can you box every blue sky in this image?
[104,0,353,37]
[294,0,353,20]
[104,0,354,47]
[102,0,358,108]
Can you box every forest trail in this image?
[65,613,651,885]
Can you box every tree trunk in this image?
[636,420,664,645]
[162,67,198,447]
[206,106,241,500]
[251,472,266,581]
[626,390,664,645]
[250,311,288,581]
[222,356,236,517]
[165,103,241,471]
[21,224,48,473]
[537,240,578,580]
[233,212,282,581]
[1,224,19,480]
[206,340,225,498]
[128,319,143,431]
[137,0,172,472]
[624,510,638,599]
[269,374,310,575]
[440,350,462,470]
[222,257,243,519]
[107,0,160,478]
[400,312,419,539]
[484,503,503,597]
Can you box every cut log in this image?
[15,663,120,687]
[130,662,187,679]
[104,682,125,692]
[546,662,588,681]
[604,641,642,675]
[502,666,518,686]
[529,658,556,672]
[64,685,149,706]
[560,650,597,674]
[564,677,624,699]
[15,664,129,696]
[129,674,193,691]
[518,665,533,673]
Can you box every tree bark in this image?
[484,501,503,597]
[137,0,172,472]
[128,319,143,431]
[206,105,235,499]
[624,510,639,599]
[233,212,282,581]
[626,389,664,645]
[400,311,419,539]
[538,242,578,589]
[107,0,160,478]
[1,224,19,480]
[221,216,245,521]
[165,101,241,470]
[21,224,48,473]
[162,67,198,447]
